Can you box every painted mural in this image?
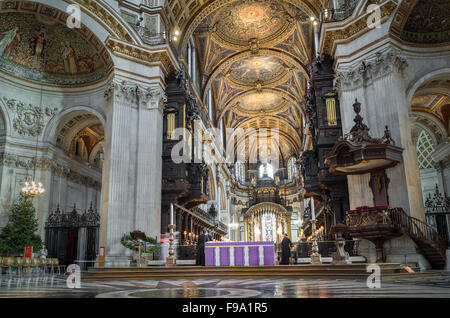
[0,12,107,85]
[402,0,450,44]
[214,0,291,43]
[229,55,286,84]
[237,91,284,111]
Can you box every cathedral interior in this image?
[0,0,449,280]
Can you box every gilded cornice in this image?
[105,38,177,75]
[321,0,397,56]
[62,0,139,43]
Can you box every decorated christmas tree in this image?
[0,195,43,256]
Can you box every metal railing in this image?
[389,207,448,258]
[0,257,65,288]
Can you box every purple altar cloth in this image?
[205,242,275,266]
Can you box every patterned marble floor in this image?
[1,275,450,298]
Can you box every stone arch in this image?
[406,68,450,105]
[43,106,106,147]
[411,111,448,144]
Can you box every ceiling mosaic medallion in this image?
[236,91,285,112]
[229,55,286,84]
[212,0,294,47]
[401,0,450,44]
[0,12,109,85]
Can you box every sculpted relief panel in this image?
[3,97,57,137]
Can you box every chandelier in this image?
[22,82,45,198]
[22,180,45,197]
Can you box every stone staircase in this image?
[83,263,439,282]
[389,208,448,269]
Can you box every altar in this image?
[205,241,275,266]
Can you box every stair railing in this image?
[389,207,448,259]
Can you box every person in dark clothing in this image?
[280,234,292,265]
[196,230,211,266]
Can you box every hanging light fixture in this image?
[22,180,45,197]
[22,81,45,197]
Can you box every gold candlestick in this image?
[166,224,176,266]
[310,219,322,265]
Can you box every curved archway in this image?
[44,106,106,146]
[407,68,450,105]
[409,69,450,203]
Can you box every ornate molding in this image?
[335,49,408,91]
[0,152,101,189]
[2,97,57,137]
[143,86,167,114]
[61,0,137,43]
[105,80,167,114]
[106,38,177,75]
[104,79,138,104]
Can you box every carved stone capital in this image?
[137,85,167,114]
[104,80,138,105]
[335,49,408,91]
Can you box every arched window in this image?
[187,37,197,86]
[287,157,297,180]
[417,129,436,169]
[207,88,213,122]
[235,161,245,183]
[259,163,274,179]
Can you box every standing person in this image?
[196,230,210,266]
[39,244,48,259]
[280,234,292,265]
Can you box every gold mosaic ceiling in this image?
[229,55,287,85]
[211,0,298,48]
[189,0,314,160]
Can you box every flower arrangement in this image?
[120,233,160,254]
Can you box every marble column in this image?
[99,79,165,266]
[336,48,425,220]
[100,80,137,265]
[134,85,165,240]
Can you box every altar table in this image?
[205,241,275,266]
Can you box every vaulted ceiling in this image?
[173,0,319,161]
